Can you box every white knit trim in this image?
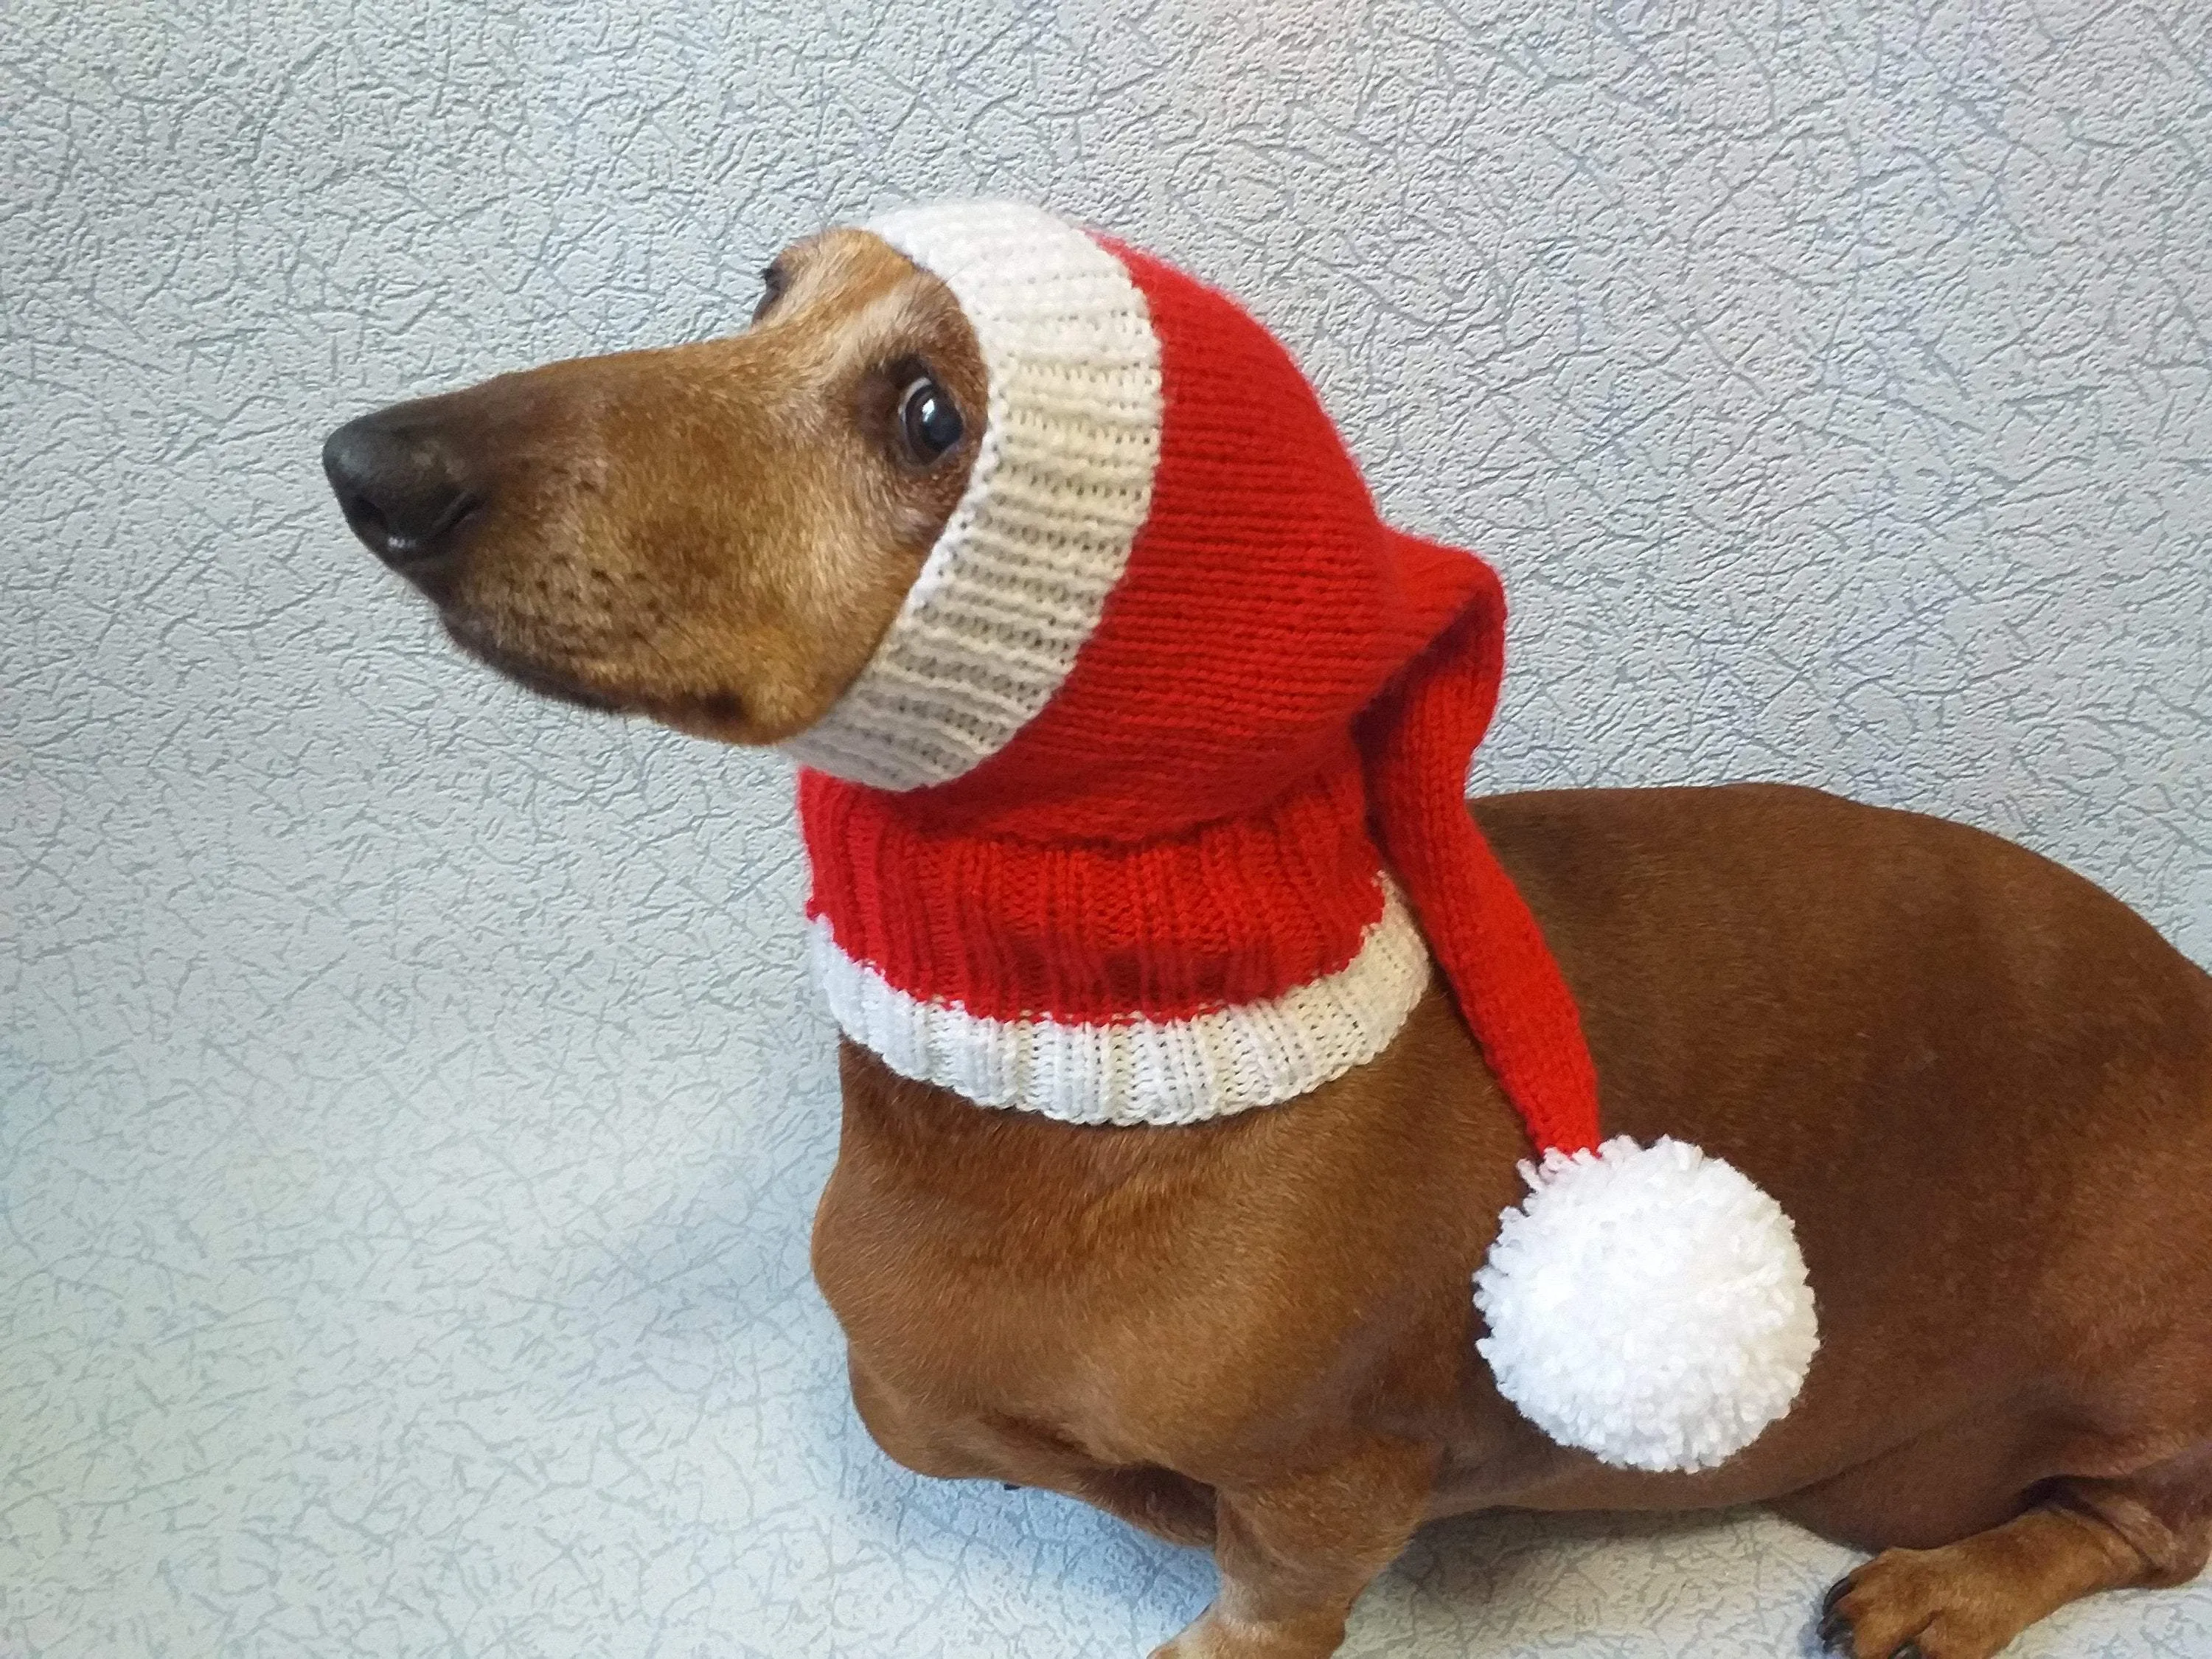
[779,201,1161,791]
[811,879,1432,1126]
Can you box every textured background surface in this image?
[4,1,2210,1655]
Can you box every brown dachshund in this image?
[324,220,2212,1659]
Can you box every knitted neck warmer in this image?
[782,202,1818,1475]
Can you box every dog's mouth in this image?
[439,616,757,738]
[442,619,627,714]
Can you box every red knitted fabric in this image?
[796,216,1604,1151]
[799,756,1387,1024]
[1359,554,1602,1155]
[880,243,1465,843]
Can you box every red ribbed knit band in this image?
[801,754,1388,1025]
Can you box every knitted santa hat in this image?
[783,201,1817,1473]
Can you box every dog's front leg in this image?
[1152,1435,1437,1659]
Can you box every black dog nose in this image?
[321,412,480,573]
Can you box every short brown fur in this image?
[335,232,2212,1659]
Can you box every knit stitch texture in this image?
[779,203,1161,791]
[793,202,1603,1152]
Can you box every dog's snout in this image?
[322,411,481,577]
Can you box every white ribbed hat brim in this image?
[779,201,1163,792]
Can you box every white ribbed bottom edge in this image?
[810,878,1432,1126]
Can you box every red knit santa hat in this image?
[783,201,1817,1472]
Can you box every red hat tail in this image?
[1358,540,1602,1158]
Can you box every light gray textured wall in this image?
[4,3,2209,1656]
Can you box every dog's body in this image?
[817,781,2212,1656]
[325,223,2212,1658]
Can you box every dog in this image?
[323,210,2212,1659]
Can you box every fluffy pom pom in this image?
[1472,1135,1817,1473]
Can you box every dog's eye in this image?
[898,375,964,462]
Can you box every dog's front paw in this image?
[1817,1554,2000,1659]
[1148,1605,1346,1659]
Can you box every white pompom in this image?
[1472,1135,1817,1473]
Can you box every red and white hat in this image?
[783,201,1817,1473]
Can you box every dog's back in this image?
[1471,782,2212,1542]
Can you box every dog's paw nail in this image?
[1001,1481,1020,1490]
[1891,1645,1924,1659]
[1820,1576,1854,1617]
[1818,1610,1853,1651]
